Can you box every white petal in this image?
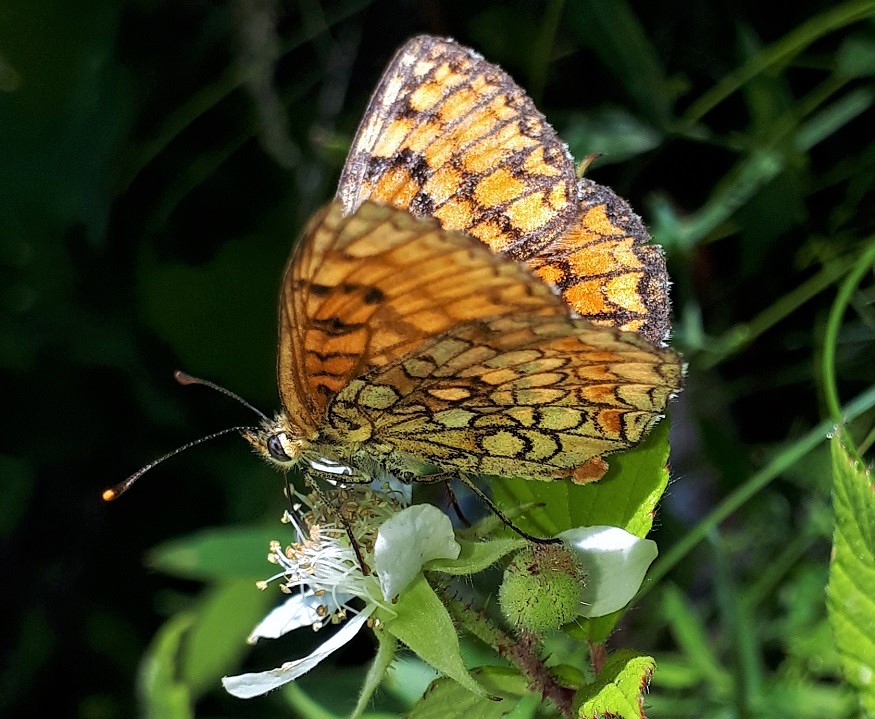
[558,526,658,618]
[247,591,351,643]
[374,504,461,600]
[223,607,373,698]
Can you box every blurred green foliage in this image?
[2,0,874,717]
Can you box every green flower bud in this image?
[498,544,583,633]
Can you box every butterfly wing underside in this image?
[336,34,580,258]
[277,201,572,436]
[326,314,682,482]
[336,34,672,345]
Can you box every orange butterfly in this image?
[239,36,680,486]
[106,36,681,508]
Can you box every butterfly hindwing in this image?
[325,314,682,482]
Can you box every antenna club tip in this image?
[174,370,194,384]
[102,488,118,502]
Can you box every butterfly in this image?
[241,36,681,487]
[102,35,681,536]
[243,199,680,487]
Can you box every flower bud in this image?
[498,544,583,633]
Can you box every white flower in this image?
[374,504,461,600]
[224,609,375,698]
[558,525,658,618]
[223,493,460,699]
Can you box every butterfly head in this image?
[243,414,307,469]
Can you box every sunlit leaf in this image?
[428,537,526,575]
[378,576,484,697]
[826,433,875,714]
[573,650,654,719]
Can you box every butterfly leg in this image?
[457,474,562,545]
[443,481,471,527]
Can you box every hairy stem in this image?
[436,582,575,718]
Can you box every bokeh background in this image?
[2,1,874,717]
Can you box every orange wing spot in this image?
[423,165,465,205]
[438,86,480,122]
[563,278,612,315]
[619,318,645,333]
[464,125,536,172]
[535,263,565,285]
[455,114,498,148]
[523,146,561,177]
[567,245,624,276]
[406,120,449,155]
[580,204,624,237]
[480,368,520,385]
[371,166,422,208]
[506,192,556,233]
[571,364,619,382]
[596,408,623,436]
[570,457,609,484]
[428,387,472,401]
[605,273,647,312]
[373,117,416,158]
[469,218,512,251]
[474,168,527,207]
[409,80,446,112]
[608,237,645,268]
[487,93,520,122]
[431,62,467,88]
[549,182,569,210]
[433,197,476,232]
[579,384,624,405]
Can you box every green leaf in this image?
[147,525,283,581]
[378,576,484,697]
[181,580,275,698]
[406,672,521,719]
[573,650,654,719]
[826,433,875,714]
[350,630,398,719]
[137,613,195,719]
[491,419,671,539]
[428,537,527,575]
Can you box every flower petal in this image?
[223,607,374,698]
[558,526,658,618]
[247,591,351,643]
[374,505,461,600]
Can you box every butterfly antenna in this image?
[102,426,258,501]
[174,370,270,422]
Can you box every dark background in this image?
[2,1,873,717]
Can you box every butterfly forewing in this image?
[336,35,672,345]
[278,201,572,436]
[336,35,580,259]
[324,313,682,482]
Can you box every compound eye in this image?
[266,433,292,462]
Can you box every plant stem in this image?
[437,584,575,718]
